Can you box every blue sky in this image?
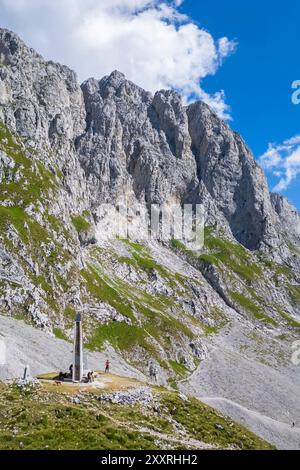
[0,0,299,209]
[180,0,300,209]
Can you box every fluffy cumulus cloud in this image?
[0,0,236,118]
[259,136,300,192]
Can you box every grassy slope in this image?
[171,229,300,329]
[0,122,76,314]
[81,243,200,373]
[0,383,273,450]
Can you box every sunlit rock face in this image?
[1,28,297,252]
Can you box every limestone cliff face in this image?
[187,102,282,251]
[0,28,297,252]
[0,28,299,378]
[271,193,300,240]
[78,69,286,252]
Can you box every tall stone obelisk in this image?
[72,313,83,382]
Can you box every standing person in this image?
[149,361,157,382]
[105,359,110,373]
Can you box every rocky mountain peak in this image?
[0,28,38,65]
[1,27,298,252]
[101,69,127,88]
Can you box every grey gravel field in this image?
[180,318,300,450]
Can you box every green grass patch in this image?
[168,360,189,377]
[171,230,262,284]
[198,253,220,266]
[170,239,195,257]
[120,239,184,290]
[71,215,91,233]
[229,290,277,326]
[53,328,69,341]
[0,123,56,208]
[86,321,157,358]
[277,307,300,328]
[204,231,262,282]
[64,305,76,320]
[162,393,274,450]
[120,238,146,253]
[0,205,52,250]
[288,242,300,257]
[0,383,273,450]
[289,285,300,303]
[0,385,157,450]
[203,324,220,335]
[81,265,134,319]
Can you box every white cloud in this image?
[0,0,236,119]
[259,136,300,192]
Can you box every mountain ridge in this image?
[0,27,300,449]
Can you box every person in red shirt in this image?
[105,359,110,373]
